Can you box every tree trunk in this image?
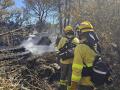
[58,0,63,34]
[67,0,71,25]
[64,0,68,27]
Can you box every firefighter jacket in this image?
[57,37,79,64]
[71,44,97,86]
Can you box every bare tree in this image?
[24,0,57,31]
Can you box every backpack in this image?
[91,56,112,86]
[58,37,76,60]
[82,44,113,86]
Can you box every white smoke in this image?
[21,33,57,55]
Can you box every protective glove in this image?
[71,81,78,90]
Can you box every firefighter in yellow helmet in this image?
[76,21,101,54]
[71,21,98,90]
[57,25,79,90]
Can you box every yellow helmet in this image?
[78,21,94,32]
[64,25,73,32]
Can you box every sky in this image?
[13,0,24,8]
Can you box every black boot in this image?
[58,85,67,90]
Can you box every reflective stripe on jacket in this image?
[72,44,96,86]
[57,37,79,64]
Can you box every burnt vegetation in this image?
[0,0,120,90]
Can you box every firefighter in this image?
[57,25,79,90]
[71,21,98,90]
[76,21,101,54]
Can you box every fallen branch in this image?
[0,27,27,36]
